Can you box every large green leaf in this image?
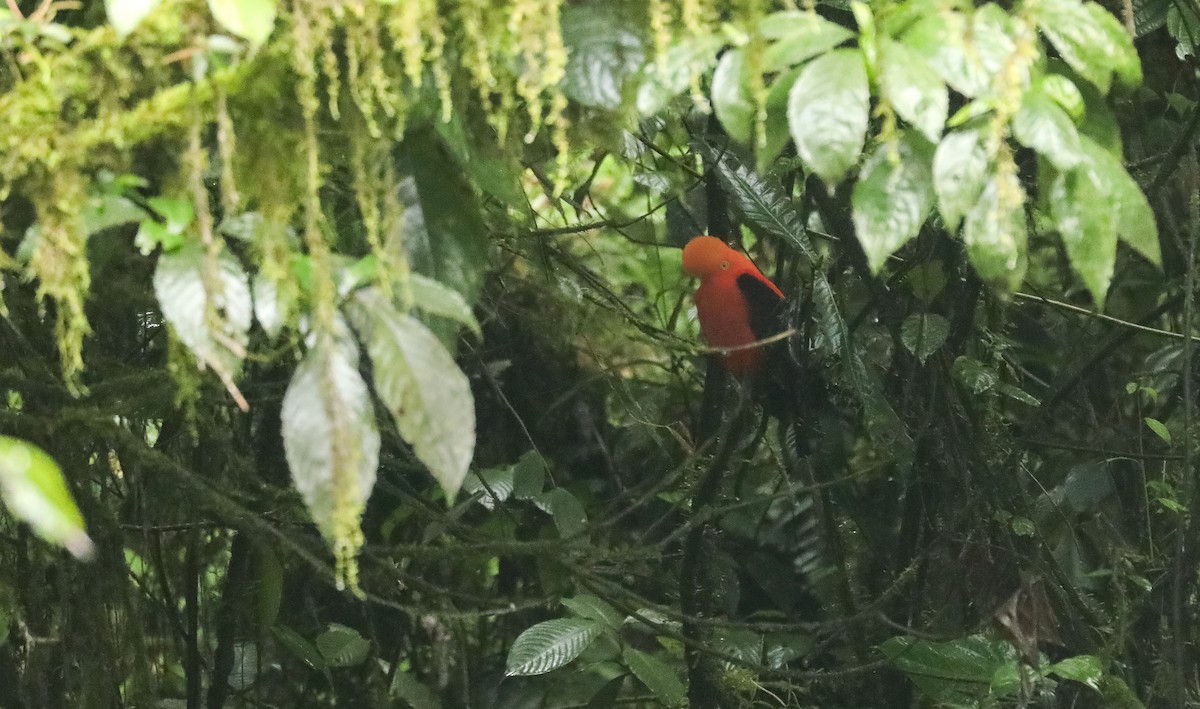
[787,48,870,185]
[560,0,645,109]
[316,624,371,668]
[1050,138,1160,306]
[902,5,1014,98]
[882,634,1020,704]
[851,131,936,272]
[348,289,475,502]
[711,48,755,144]
[760,10,854,71]
[623,647,687,706]
[280,323,380,553]
[1028,0,1141,92]
[505,619,605,676]
[207,0,275,46]
[106,0,161,38]
[759,65,803,173]
[964,169,1027,291]
[1169,1,1200,58]
[879,38,947,142]
[1013,88,1084,170]
[403,129,490,308]
[153,241,252,378]
[0,436,93,559]
[933,128,989,231]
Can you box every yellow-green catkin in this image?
[742,0,769,149]
[293,0,365,597]
[682,0,713,111]
[216,88,241,216]
[29,169,90,394]
[649,0,672,78]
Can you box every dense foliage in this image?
[1,0,1199,706]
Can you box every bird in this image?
[681,235,797,418]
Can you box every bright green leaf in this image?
[933,128,989,231]
[964,168,1027,292]
[851,131,936,272]
[1143,417,1171,444]
[788,48,869,185]
[1048,654,1104,690]
[411,273,482,338]
[1014,89,1084,170]
[1040,74,1086,120]
[711,48,755,144]
[760,11,854,70]
[1029,0,1141,92]
[207,0,275,46]
[879,38,947,142]
[505,619,605,676]
[348,289,475,503]
[0,436,94,560]
[105,0,161,36]
[759,65,803,173]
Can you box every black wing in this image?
[736,273,787,341]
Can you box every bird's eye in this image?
[719,260,730,270]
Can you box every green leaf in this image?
[1028,0,1141,92]
[390,671,443,709]
[933,128,989,231]
[105,0,161,36]
[879,38,947,142]
[711,49,755,144]
[1041,74,1086,120]
[153,241,252,377]
[901,6,1013,98]
[1013,89,1084,170]
[623,647,687,706]
[703,143,817,260]
[759,65,803,173]
[505,619,605,676]
[403,127,490,307]
[900,313,950,363]
[760,11,854,70]
[281,321,380,553]
[410,273,481,338]
[251,273,286,339]
[1143,417,1171,444]
[1050,140,1131,306]
[788,48,870,185]
[851,131,936,272]
[347,289,475,503]
[0,436,94,560]
[562,594,624,629]
[461,466,514,510]
[207,0,275,46]
[637,34,725,116]
[136,197,194,255]
[953,356,998,394]
[272,625,327,671]
[1169,1,1200,59]
[1048,654,1103,690]
[560,0,645,109]
[511,451,546,500]
[882,634,1019,705]
[534,488,588,540]
[964,169,1027,292]
[316,624,371,668]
